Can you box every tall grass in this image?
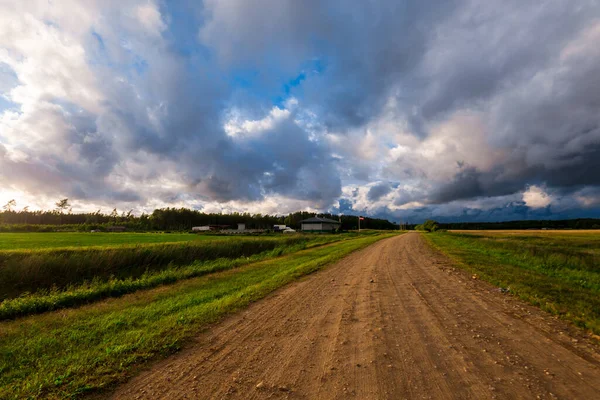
[0,237,310,300]
[0,238,329,320]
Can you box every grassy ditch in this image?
[0,237,340,319]
[424,231,600,335]
[0,233,394,399]
[0,236,334,300]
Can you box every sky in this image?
[1,0,600,223]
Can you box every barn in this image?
[300,217,341,233]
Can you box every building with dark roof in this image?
[300,217,341,232]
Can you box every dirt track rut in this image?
[111,233,600,399]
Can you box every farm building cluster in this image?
[191,222,296,234]
[191,217,341,233]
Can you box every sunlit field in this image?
[425,230,600,335]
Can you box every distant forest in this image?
[0,200,397,232]
[439,219,600,230]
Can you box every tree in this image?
[3,199,16,212]
[110,208,119,223]
[423,220,439,232]
[416,220,439,232]
[55,198,70,213]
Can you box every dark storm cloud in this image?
[368,182,392,202]
[430,167,484,204]
[430,141,600,206]
[310,0,459,132]
[416,1,589,120]
[418,1,600,206]
[429,166,526,205]
[182,117,341,204]
[201,0,460,131]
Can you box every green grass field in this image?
[0,232,215,250]
[0,232,396,399]
[425,230,600,335]
[0,233,350,313]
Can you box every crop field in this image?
[0,231,396,399]
[425,230,600,335]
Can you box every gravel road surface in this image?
[111,233,600,399]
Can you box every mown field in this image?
[0,231,397,399]
[425,230,600,335]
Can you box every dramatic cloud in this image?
[523,186,552,209]
[1,0,599,221]
[368,182,393,202]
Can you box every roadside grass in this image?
[0,236,334,300]
[424,231,600,335]
[0,233,395,399]
[0,232,213,250]
[0,236,342,319]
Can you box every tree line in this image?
[439,219,600,230]
[0,199,398,232]
[411,218,600,231]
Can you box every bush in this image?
[416,220,439,232]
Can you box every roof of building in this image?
[300,217,341,224]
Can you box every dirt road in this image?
[111,233,600,399]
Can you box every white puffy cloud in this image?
[522,185,552,209]
[225,105,292,139]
